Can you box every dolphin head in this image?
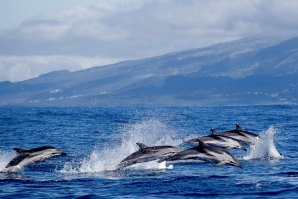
[227,159,243,168]
[51,148,67,156]
[37,146,67,157]
[59,150,67,156]
[229,140,246,151]
[232,144,246,151]
[219,152,243,168]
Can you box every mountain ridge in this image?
[0,36,297,106]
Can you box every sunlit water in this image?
[0,106,297,198]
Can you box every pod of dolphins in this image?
[117,124,259,169]
[2,124,259,173]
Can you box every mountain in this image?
[0,37,297,106]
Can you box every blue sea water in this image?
[0,105,297,198]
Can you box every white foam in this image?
[243,126,282,160]
[61,118,182,173]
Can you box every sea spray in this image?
[243,126,282,160]
[62,118,181,173]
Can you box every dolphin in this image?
[220,124,260,145]
[163,140,242,168]
[4,146,67,172]
[186,128,246,151]
[117,142,180,169]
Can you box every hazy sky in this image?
[0,0,297,82]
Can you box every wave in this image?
[243,126,282,160]
[61,118,182,173]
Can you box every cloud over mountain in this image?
[1,0,298,82]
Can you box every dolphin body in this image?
[186,129,246,151]
[220,124,260,145]
[117,143,180,169]
[4,146,66,173]
[163,140,242,168]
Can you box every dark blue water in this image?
[1,106,298,198]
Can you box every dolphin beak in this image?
[231,162,243,169]
[235,161,243,169]
[60,151,67,156]
[228,159,243,169]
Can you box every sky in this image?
[0,0,298,82]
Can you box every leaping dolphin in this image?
[117,143,180,169]
[163,140,242,168]
[186,128,246,151]
[4,146,67,173]
[220,124,260,145]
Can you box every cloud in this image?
[0,0,298,81]
[0,55,122,82]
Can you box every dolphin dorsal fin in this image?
[235,124,243,131]
[136,142,149,150]
[210,128,219,135]
[13,148,28,154]
[197,139,207,148]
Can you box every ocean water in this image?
[0,105,297,198]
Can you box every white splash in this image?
[61,118,181,173]
[243,126,282,160]
[159,161,174,169]
[0,150,16,172]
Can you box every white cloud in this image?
[0,55,123,82]
[0,0,298,81]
